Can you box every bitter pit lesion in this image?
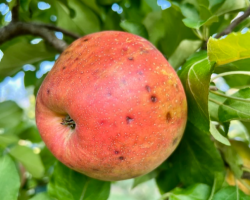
[61,115,76,129]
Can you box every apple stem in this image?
[61,115,76,129]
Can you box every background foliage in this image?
[0,0,250,199]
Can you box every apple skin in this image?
[35,31,187,181]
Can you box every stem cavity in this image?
[61,115,76,129]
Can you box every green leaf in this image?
[218,88,250,122]
[18,125,42,143]
[0,39,56,78]
[215,0,249,16]
[208,31,250,66]
[40,146,56,175]
[218,143,243,178]
[159,4,197,58]
[165,183,211,200]
[120,20,148,39]
[9,145,45,178]
[0,155,20,200]
[156,166,180,194]
[0,101,23,128]
[143,11,165,46]
[96,0,121,5]
[0,134,19,148]
[20,0,31,12]
[52,0,100,35]
[48,162,110,200]
[29,192,53,200]
[68,0,101,34]
[213,58,250,88]
[168,39,202,69]
[183,15,218,29]
[132,170,158,189]
[208,172,225,199]
[179,51,214,132]
[210,122,230,145]
[168,122,225,185]
[209,0,224,12]
[24,70,37,87]
[209,92,227,121]
[213,186,250,200]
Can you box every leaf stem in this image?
[209,97,222,105]
[210,90,250,103]
[211,71,250,82]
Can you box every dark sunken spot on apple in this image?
[145,85,151,92]
[172,137,179,146]
[62,66,66,70]
[119,156,125,160]
[151,95,157,102]
[126,116,134,124]
[128,56,134,60]
[47,89,50,94]
[61,115,76,129]
[83,38,89,42]
[166,112,171,122]
[115,150,119,154]
[75,57,79,61]
[92,168,99,171]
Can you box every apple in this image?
[35,31,187,181]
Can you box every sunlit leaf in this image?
[168,39,202,69]
[0,155,20,200]
[210,122,230,145]
[208,31,250,66]
[0,134,19,148]
[164,183,211,200]
[179,51,214,132]
[9,145,45,178]
[213,186,250,200]
[0,101,23,128]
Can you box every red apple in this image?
[35,31,187,181]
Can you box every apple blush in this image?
[35,31,187,181]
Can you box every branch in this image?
[215,6,250,38]
[0,22,68,53]
[11,0,19,22]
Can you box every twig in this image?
[215,6,250,38]
[11,0,19,22]
[0,22,68,53]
